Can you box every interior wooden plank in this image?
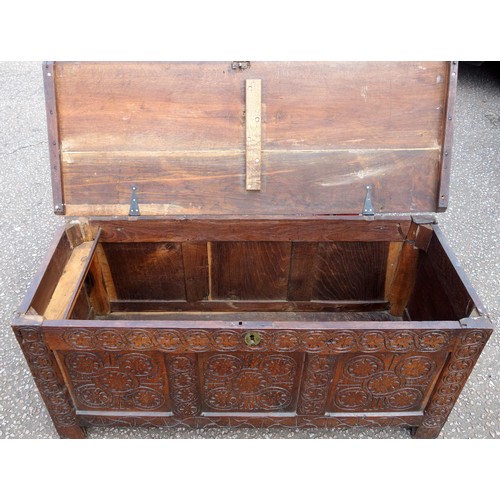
[210,242,292,300]
[385,241,403,300]
[102,242,186,301]
[287,242,319,301]
[312,242,389,300]
[97,310,401,322]
[28,227,73,315]
[109,299,390,314]
[182,242,209,302]
[89,217,412,243]
[388,222,420,316]
[44,241,95,319]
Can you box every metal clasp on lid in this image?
[129,185,140,216]
[362,185,375,217]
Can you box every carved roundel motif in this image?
[25,342,49,356]
[233,371,268,395]
[272,331,300,351]
[257,388,292,410]
[326,331,356,352]
[396,356,435,380]
[127,330,155,350]
[95,370,139,393]
[76,384,113,407]
[184,330,211,351]
[132,388,164,410]
[206,388,239,410]
[358,331,385,352]
[463,330,487,346]
[336,388,371,409]
[118,354,157,377]
[345,355,384,379]
[213,330,240,350]
[386,388,422,409]
[64,329,94,349]
[93,330,126,350]
[169,355,195,372]
[155,330,182,351]
[301,331,327,352]
[260,355,297,379]
[366,372,402,395]
[416,331,448,351]
[66,352,103,375]
[386,331,414,352]
[206,354,243,379]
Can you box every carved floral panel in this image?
[62,351,170,412]
[329,352,448,413]
[201,353,303,412]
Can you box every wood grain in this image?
[89,217,411,243]
[49,61,451,215]
[102,242,186,301]
[108,299,390,313]
[44,241,95,319]
[61,149,441,215]
[312,242,389,300]
[182,242,209,302]
[210,242,292,300]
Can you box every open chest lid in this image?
[44,61,457,217]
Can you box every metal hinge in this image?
[361,185,375,217]
[232,61,251,70]
[129,185,140,216]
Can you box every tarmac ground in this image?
[0,61,498,439]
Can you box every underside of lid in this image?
[44,61,456,216]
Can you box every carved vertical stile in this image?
[13,324,86,438]
[414,329,492,438]
[297,355,335,415]
[165,354,202,417]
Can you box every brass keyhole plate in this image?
[244,331,262,347]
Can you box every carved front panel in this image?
[201,353,304,412]
[328,352,448,413]
[60,351,170,412]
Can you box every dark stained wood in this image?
[182,242,209,303]
[69,284,93,320]
[388,221,420,316]
[406,256,458,321]
[97,310,399,322]
[287,242,318,301]
[49,61,452,216]
[90,217,412,243]
[312,242,388,300]
[408,230,475,321]
[102,242,186,301]
[108,299,389,314]
[210,242,292,300]
[437,61,459,212]
[43,62,64,215]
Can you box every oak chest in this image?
[12,61,493,438]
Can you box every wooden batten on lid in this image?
[44,61,457,217]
